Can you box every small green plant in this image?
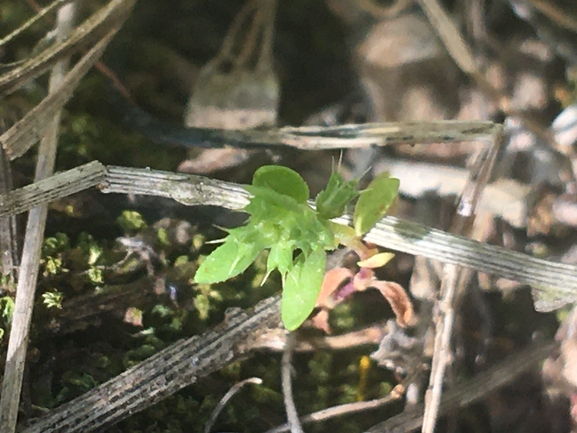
[117,210,147,232]
[194,165,400,330]
[0,296,15,324]
[42,290,64,309]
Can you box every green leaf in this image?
[194,230,264,284]
[244,185,304,217]
[244,187,336,253]
[252,165,309,203]
[287,212,334,254]
[266,242,295,282]
[315,171,359,220]
[281,248,326,330]
[328,222,357,248]
[354,173,399,236]
[357,252,395,268]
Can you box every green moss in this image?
[42,290,64,309]
[0,296,15,324]
[117,210,148,232]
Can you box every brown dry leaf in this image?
[310,267,354,333]
[316,266,354,309]
[310,309,331,334]
[370,280,416,327]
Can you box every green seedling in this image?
[194,165,400,330]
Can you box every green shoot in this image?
[194,165,400,330]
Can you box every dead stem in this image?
[265,384,405,433]
[422,131,502,433]
[0,3,75,431]
[282,332,304,433]
[204,377,262,433]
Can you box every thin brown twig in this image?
[24,0,134,103]
[214,0,257,63]
[355,0,414,18]
[233,1,264,68]
[258,0,277,68]
[422,134,503,433]
[0,138,18,285]
[282,332,304,433]
[243,322,386,352]
[128,119,501,151]
[0,0,69,48]
[0,3,76,431]
[204,377,262,433]
[1,30,120,160]
[0,0,135,97]
[265,384,406,433]
[0,0,135,98]
[526,0,577,33]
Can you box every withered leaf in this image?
[370,280,416,327]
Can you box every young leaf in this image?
[291,211,336,253]
[265,241,295,284]
[328,222,358,249]
[354,172,399,237]
[244,185,304,217]
[315,171,359,220]
[252,165,309,203]
[281,248,326,330]
[357,252,395,269]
